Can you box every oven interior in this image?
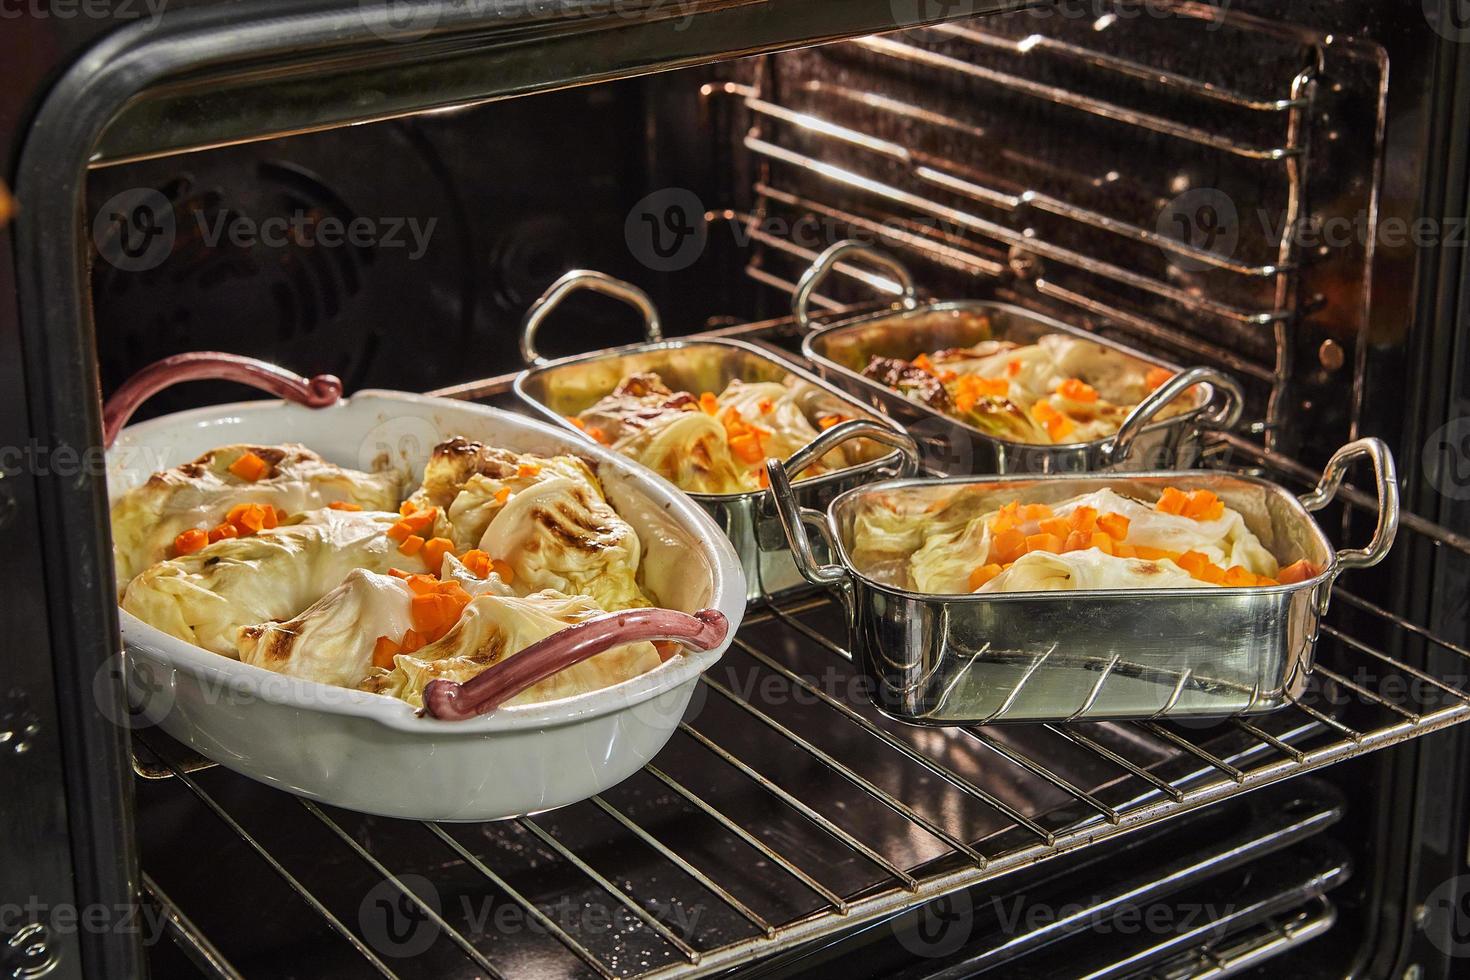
[68,2,1470,978]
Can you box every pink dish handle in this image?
[422,608,730,721]
[103,352,343,448]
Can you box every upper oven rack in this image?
[726,2,1387,459]
[131,322,1470,980]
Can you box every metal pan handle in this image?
[782,418,922,482]
[1298,437,1400,572]
[1104,367,1244,466]
[763,455,850,589]
[520,270,664,367]
[421,607,729,721]
[102,352,342,449]
[791,240,919,332]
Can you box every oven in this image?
[3,0,1469,977]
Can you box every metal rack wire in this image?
[130,339,1470,978]
[726,2,1387,450]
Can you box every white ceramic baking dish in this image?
[106,354,746,821]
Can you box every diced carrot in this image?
[172,528,209,556]
[400,629,425,654]
[1277,559,1320,584]
[938,370,958,383]
[913,353,936,375]
[1057,378,1098,403]
[490,559,515,583]
[757,399,774,413]
[653,640,681,661]
[699,392,720,415]
[990,512,1019,534]
[411,592,466,641]
[1038,517,1071,538]
[1176,550,1225,584]
[1145,366,1174,391]
[818,414,846,430]
[494,487,511,505]
[329,501,362,512]
[404,573,440,595]
[1020,503,1054,521]
[566,416,588,431]
[400,500,418,515]
[387,521,413,543]
[223,502,268,535]
[990,501,1022,534]
[1046,414,1074,441]
[728,432,764,464]
[1155,487,1189,515]
[1089,531,1115,555]
[1096,512,1130,541]
[587,426,611,446]
[1006,358,1022,377]
[261,505,278,530]
[1180,489,1222,521]
[1025,532,1065,554]
[757,467,771,489]
[398,508,437,535]
[227,451,271,482]
[517,462,542,478]
[1068,506,1098,534]
[1175,551,1210,575]
[1063,530,1091,553]
[1113,542,1137,559]
[460,549,492,578]
[207,522,238,543]
[398,534,425,556]
[422,537,455,571]
[1133,546,1181,562]
[1221,565,1257,587]
[372,636,401,670]
[988,528,1028,565]
[1257,576,1280,586]
[968,563,1004,590]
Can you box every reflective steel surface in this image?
[769,439,1399,724]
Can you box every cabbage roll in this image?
[111,443,400,584]
[122,509,428,656]
[360,589,660,707]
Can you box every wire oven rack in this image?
[726,1,1389,455]
[129,332,1470,980]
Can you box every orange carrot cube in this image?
[227,451,270,482]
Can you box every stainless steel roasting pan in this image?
[765,427,1399,725]
[794,240,1245,476]
[513,270,919,600]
